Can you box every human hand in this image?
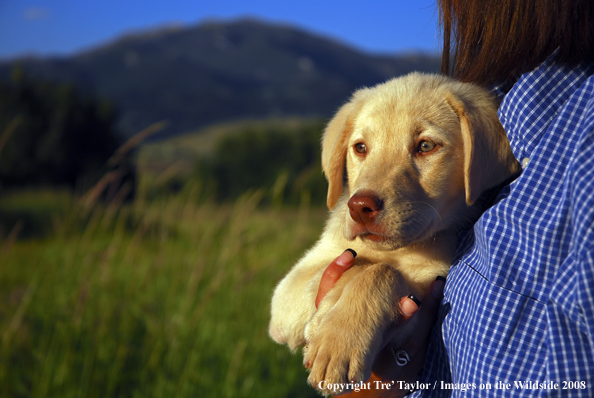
[313,249,445,397]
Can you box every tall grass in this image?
[0,184,325,397]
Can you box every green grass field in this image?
[0,185,326,397]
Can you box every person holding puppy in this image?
[316,0,594,396]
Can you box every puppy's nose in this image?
[348,193,383,225]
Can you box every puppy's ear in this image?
[322,89,369,209]
[446,89,520,205]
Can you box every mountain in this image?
[0,19,441,139]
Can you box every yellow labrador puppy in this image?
[269,73,520,395]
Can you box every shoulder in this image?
[497,61,594,162]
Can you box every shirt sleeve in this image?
[568,98,594,366]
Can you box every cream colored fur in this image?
[269,73,520,395]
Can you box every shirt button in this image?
[522,157,530,168]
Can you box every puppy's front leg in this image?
[303,263,405,395]
[269,243,350,351]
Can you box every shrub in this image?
[195,120,328,205]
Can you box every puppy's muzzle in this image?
[348,192,383,226]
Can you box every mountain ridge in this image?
[0,18,441,139]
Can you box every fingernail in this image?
[401,296,420,316]
[336,249,357,266]
[407,294,422,307]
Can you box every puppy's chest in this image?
[348,244,450,288]
[351,246,430,271]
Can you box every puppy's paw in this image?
[302,298,370,393]
[269,276,321,351]
[303,316,373,395]
[302,263,401,395]
[303,297,378,395]
[269,322,306,351]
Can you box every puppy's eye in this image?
[417,140,436,153]
[354,143,367,154]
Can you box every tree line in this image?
[0,68,122,191]
[1,69,330,206]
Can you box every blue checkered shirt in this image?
[413,60,594,397]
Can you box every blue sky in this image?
[0,0,441,60]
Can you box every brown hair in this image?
[439,0,594,87]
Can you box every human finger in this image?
[315,248,357,308]
[385,276,445,355]
[366,277,445,385]
[399,294,422,320]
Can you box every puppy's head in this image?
[322,73,520,249]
